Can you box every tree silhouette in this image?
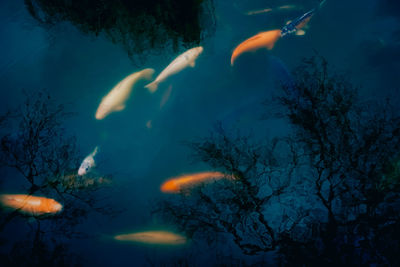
[0,90,114,266]
[155,56,400,265]
[154,127,312,255]
[275,56,400,265]
[24,0,216,62]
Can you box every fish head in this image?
[197,46,204,55]
[194,46,204,57]
[95,104,109,120]
[50,200,63,213]
[40,198,62,214]
[78,165,87,176]
[114,235,124,241]
[160,180,179,193]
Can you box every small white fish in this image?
[78,146,99,176]
[95,68,155,120]
[145,47,203,93]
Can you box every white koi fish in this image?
[145,46,203,93]
[78,146,99,176]
[95,68,155,120]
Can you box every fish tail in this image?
[92,146,99,157]
[145,81,158,93]
[319,0,327,8]
[0,194,7,206]
[231,47,242,66]
[230,54,236,66]
[141,68,155,80]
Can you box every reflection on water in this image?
[25,0,215,62]
[1,0,400,266]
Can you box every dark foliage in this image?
[278,56,400,266]
[0,90,115,266]
[24,0,216,62]
[0,239,83,267]
[155,56,400,265]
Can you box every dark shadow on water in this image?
[24,0,216,63]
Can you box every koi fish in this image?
[231,1,326,66]
[114,231,187,245]
[161,171,230,193]
[230,30,282,66]
[95,68,155,120]
[281,0,326,37]
[245,5,297,15]
[0,194,62,215]
[60,174,111,189]
[78,146,98,176]
[245,8,273,16]
[280,9,315,37]
[145,47,203,92]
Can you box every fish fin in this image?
[189,60,195,67]
[114,104,125,111]
[243,34,263,43]
[92,146,99,157]
[145,82,158,93]
[295,29,306,36]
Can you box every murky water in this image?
[1,0,399,266]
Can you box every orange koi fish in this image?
[161,171,229,193]
[230,30,282,66]
[114,231,187,245]
[0,194,62,215]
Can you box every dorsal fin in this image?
[114,104,125,111]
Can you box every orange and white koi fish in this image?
[230,30,282,66]
[145,47,203,92]
[95,68,155,120]
[114,231,187,245]
[0,194,62,215]
[78,146,99,176]
[161,171,230,193]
